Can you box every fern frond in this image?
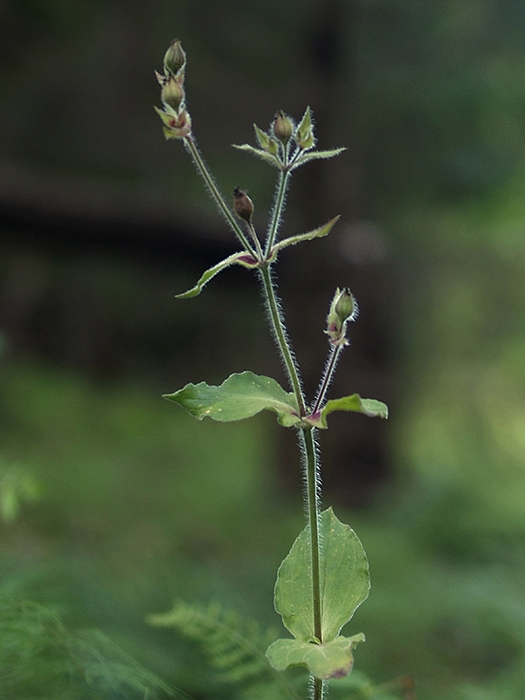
[148,600,301,699]
[0,595,173,699]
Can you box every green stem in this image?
[264,170,291,256]
[247,221,264,261]
[183,135,257,257]
[258,264,306,416]
[311,343,345,415]
[302,427,323,645]
[312,677,326,700]
[260,265,325,700]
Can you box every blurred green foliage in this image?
[1,355,525,699]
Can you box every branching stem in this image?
[185,125,327,700]
[260,260,324,700]
[183,135,257,257]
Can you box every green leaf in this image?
[295,106,316,151]
[312,395,388,428]
[274,508,370,643]
[253,124,279,155]
[268,217,340,260]
[291,148,347,169]
[266,634,365,680]
[176,251,259,298]
[232,143,282,169]
[164,371,301,427]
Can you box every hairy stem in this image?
[260,265,325,699]
[258,264,306,416]
[183,135,257,256]
[312,677,326,700]
[265,170,291,256]
[311,343,345,415]
[301,428,323,644]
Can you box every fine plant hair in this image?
[152,40,393,700]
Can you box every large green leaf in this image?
[266,633,365,680]
[164,371,301,426]
[307,395,388,429]
[176,252,259,298]
[274,508,370,643]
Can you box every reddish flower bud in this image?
[233,187,254,223]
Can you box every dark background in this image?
[1,1,525,698]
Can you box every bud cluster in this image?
[251,108,316,163]
[155,39,192,139]
[325,288,358,346]
[233,103,343,174]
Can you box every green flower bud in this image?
[335,287,357,323]
[272,110,294,144]
[325,287,358,345]
[233,187,254,223]
[163,39,186,77]
[161,76,184,113]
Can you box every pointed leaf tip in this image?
[175,251,258,298]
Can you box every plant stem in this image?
[264,170,291,256]
[312,677,325,700]
[183,135,257,257]
[302,427,323,645]
[311,343,345,415]
[258,264,306,416]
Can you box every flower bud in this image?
[161,76,184,113]
[155,106,192,139]
[163,39,186,77]
[335,287,357,323]
[233,187,254,223]
[272,110,294,144]
[325,287,358,345]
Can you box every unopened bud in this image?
[155,106,192,139]
[233,187,254,223]
[161,76,184,113]
[335,287,357,323]
[273,110,294,144]
[163,39,186,77]
[325,287,358,345]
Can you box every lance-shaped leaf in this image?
[232,143,282,169]
[253,124,279,155]
[267,216,340,261]
[308,395,388,428]
[176,252,259,299]
[291,148,347,170]
[164,371,302,427]
[274,508,370,644]
[295,106,316,151]
[266,633,365,680]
